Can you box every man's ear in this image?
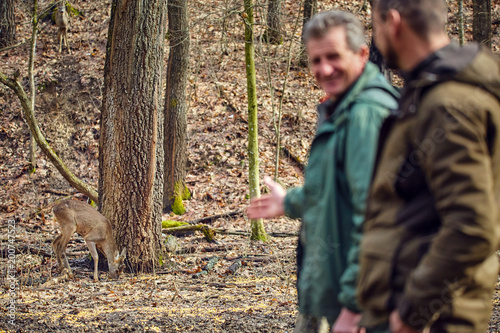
[359,45,369,61]
[386,9,402,38]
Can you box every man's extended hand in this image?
[332,307,361,333]
[247,176,286,219]
[390,311,420,333]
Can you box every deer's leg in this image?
[52,234,64,269]
[59,232,74,278]
[64,31,70,53]
[58,30,63,53]
[86,240,99,282]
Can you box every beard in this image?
[384,41,400,70]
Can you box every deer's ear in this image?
[120,248,127,259]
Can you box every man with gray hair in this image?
[247,10,398,333]
[358,0,500,332]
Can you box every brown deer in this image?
[52,199,126,282]
[55,4,70,53]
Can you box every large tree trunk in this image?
[266,0,282,44]
[299,0,318,67]
[163,0,190,214]
[244,0,268,241]
[473,0,492,48]
[0,0,15,48]
[100,0,167,273]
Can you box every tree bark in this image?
[244,0,268,241]
[100,0,167,273]
[0,0,16,48]
[163,0,190,214]
[473,0,492,48]
[266,0,282,44]
[299,0,318,67]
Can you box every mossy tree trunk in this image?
[100,0,167,273]
[266,0,282,44]
[299,0,318,67]
[473,0,492,48]
[0,0,15,48]
[163,0,190,215]
[244,0,268,241]
[28,0,38,174]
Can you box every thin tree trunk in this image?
[473,0,492,48]
[459,0,465,45]
[163,0,190,214]
[0,0,15,48]
[266,0,282,44]
[28,0,38,173]
[100,0,167,273]
[244,0,268,241]
[299,0,318,67]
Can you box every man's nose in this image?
[317,61,334,76]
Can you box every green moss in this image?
[162,220,188,228]
[201,226,216,242]
[158,255,164,266]
[65,3,81,17]
[182,186,191,200]
[170,98,178,108]
[171,196,186,215]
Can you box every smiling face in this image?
[307,26,368,100]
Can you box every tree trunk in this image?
[163,0,190,214]
[299,0,318,67]
[100,0,167,273]
[244,0,268,241]
[459,0,465,45]
[28,0,38,174]
[0,0,15,48]
[473,0,492,48]
[266,0,282,44]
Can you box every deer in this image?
[55,4,70,53]
[52,199,126,282]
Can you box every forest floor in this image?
[0,0,499,332]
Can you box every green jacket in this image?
[284,61,398,321]
[358,44,500,332]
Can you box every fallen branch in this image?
[163,224,215,242]
[187,209,244,225]
[0,39,27,53]
[281,146,305,172]
[207,282,256,289]
[215,229,297,238]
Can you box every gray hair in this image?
[303,10,367,52]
